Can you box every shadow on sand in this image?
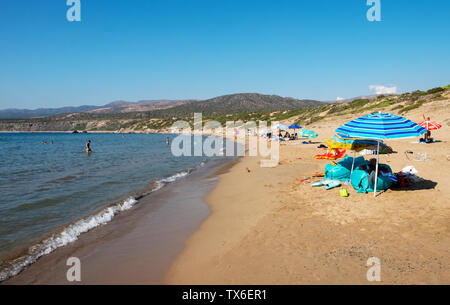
[391,178,438,191]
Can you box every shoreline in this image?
[1,154,238,284]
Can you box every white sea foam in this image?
[0,169,194,283]
[161,171,189,183]
[0,197,138,282]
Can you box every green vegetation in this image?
[350,99,371,108]
[431,93,446,101]
[391,105,404,111]
[411,90,427,97]
[426,87,444,94]
[308,116,325,124]
[73,122,87,131]
[400,100,425,113]
[360,99,397,112]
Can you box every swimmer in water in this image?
[86,140,92,153]
[166,137,170,146]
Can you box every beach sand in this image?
[166,100,450,284]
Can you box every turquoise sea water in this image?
[0,133,220,281]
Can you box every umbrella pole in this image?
[351,151,355,176]
[373,141,380,198]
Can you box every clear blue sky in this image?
[0,0,449,109]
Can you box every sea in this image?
[0,132,232,282]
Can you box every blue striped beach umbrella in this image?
[335,112,427,140]
[335,112,426,197]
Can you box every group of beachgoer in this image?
[278,131,299,141]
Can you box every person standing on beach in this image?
[423,114,432,141]
[86,140,92,153]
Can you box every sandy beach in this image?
[166,100,450,284]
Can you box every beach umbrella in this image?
[336,112,427,197]
[301,129,318,138]
[325,135,385,152]
[272,123,288,130]
[288,124,302,139]
[418,121,442,131]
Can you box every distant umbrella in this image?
[272,123,288,130]
[301,129,318,138]
[289,124,302,130]
[418,121,442,131]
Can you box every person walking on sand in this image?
[86,140,92,153]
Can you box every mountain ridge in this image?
[0,93,323,119]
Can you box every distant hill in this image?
[0,100,191,119]
[0,105,100,119]
[0,86,448,132]
[0,94,322,120]
[148,93,324,116]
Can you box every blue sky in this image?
[0,0,449,109]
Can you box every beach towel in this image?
[315,148,347,160]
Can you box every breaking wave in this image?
[0,169,193,283]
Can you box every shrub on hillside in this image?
[400,100,425,113]
[411,90,427,97]
[426,87,444,94]
[350,99,371,108]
